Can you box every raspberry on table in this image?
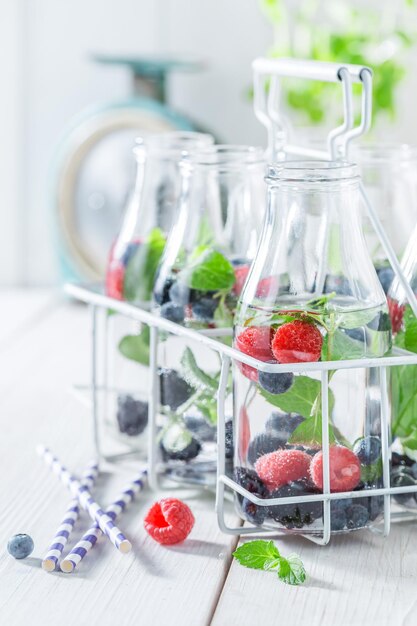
[144,498,195,545]
[271,320,323,364]
[310,446,361,492]
[235,326,274,381]
[254,449,311,491]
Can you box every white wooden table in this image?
[1,289,417,626]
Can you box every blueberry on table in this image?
[376,266,394,294]
[7,534,34,559]
[191,297,218,322]
[160,302,185,323]
[345,504,369,529]
[258,364,294,395]
[241,498,267,525]
[153,277,175,305]
[247,432,286,466]
[117,395,148,436]
[353,436,382,465]
[159,368,193,411]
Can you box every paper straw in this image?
[61,467,147,573]
[37,446,131,554]
[41,460,99,572]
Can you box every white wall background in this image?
[1,0,417,286]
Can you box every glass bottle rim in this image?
[184,144,265,172]
[133,131,214,160]
[353,143,417,165]
[266,160,359,184]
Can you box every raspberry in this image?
[310,446,361,492]
[254,449,311,491]
[388,298,405,334]
[235,326,274,381]
[106,263,124,300]
[233,265,251,296]
[144,498,195,545]
[271,320,323,364]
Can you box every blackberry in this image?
[376,266,395,295]
[331,509,347,531]
[353,436,382,465]
[345,504,369,529]
[159,368,193,410]
[153,277,175,306]
[241,498,267,526]
[225,420,234,459]
[192,297,218,322]
[160,426,201,462]
[160,302,185,323]
[367,311,391,332]
[268,480,322,527]
[265,412,304,442]
[258,365,294,395]
[184,415,216,442]
[116,395,148,436]
[234,467,268,502]
[247,432,286,466]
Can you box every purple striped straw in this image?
[37,446,132,554]
[41,461,99,572]
[61,467,147,573]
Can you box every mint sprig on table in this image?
[233,540,306,586]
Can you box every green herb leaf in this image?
[118,327,150,366]
[276,554,307,586]
[360,458,383,483]
[232,540,280,570]
[338,309,376,330]
[401,427,417,451]
[259,376,322,418]
[179,247,235,291]
[180,347,218,392]
[289,414,336,446]
[214,298,234,328]
[161,423,193,453]
[322,329,366,361]
[195,393,218,425]
[404,307,417,352]
[123,228,166,302]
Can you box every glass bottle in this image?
[355,144,417,295]
[388,225,417,509]
[233,161,391,536]
[98,131,213,460]
[152,145,266,487]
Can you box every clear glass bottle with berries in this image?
[387,225,417,508]
[152,145,265,486]
[355,144,417,296]
[100,131,213,460]
[233,161,392,536]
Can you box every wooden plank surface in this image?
[0,292,239,626]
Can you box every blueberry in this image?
[376,266,395,295]
[160,302,185,323]
[353,436,382,465]
[410,463,417,479]
[345,504,369,529]
[367,311,391,332]
[331,509,347,531]
[247,432,286,466]
[159,369,193,411]
[324,275,352,296]
[241,498,267,525]
[342,328,365,343]
[258,364,294,395]
[169,281,196,306]
[234,467,268,502]
[153,277,175,305]
[225,420,234,459]
[392,453,415,468]
[7,534,34,559]
[331,498,353,513]
[392,472,416,505]
[116,395,148,436]
[160,425,201,462]
[184,415,216,442]
[231,257,249,267]
[120,241,141,267]
[265,412,304,442]
[355,494,384,521]
[192,297,218,322]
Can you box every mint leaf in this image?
[233,541,306,586]
[276,554,307,586]
[179,248,235,291]
[338,309,376,330]
[123,228,166,302]
[289,414,336,446]
[195,393,218,425]
[360,459,383,482]
[214,298,234,328]
[118,327,150,365]
[180,347,218,392]
[161,423,192,453]
[259,376,322,418]
[404,307,417,352]
[232,540,280,570]
[401,427,417,451]
[322,329,365,361]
